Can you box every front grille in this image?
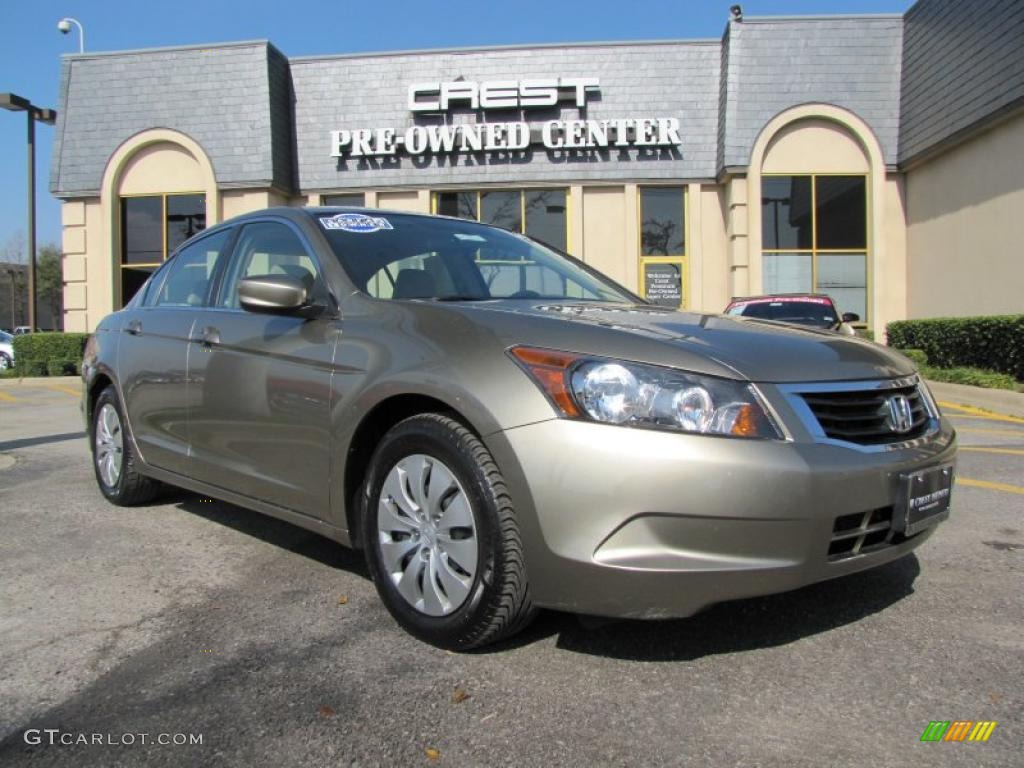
[828,506,916,561]
[800,382,930,445]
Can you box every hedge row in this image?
[887,315,1024,381]
[899,349,1018,391]
[11,332,89,378]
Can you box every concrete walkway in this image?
[927,380,1024,419]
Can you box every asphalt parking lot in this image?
[0,378,1021,767]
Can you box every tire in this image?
[362,413,536,650]
[0,353,11,371]
[91,385,160,506]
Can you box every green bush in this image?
[46,359,79,377]
[920,365,1018,391]
[887,315,1024,381]
[898,348,929,367]
[11,332,89,378]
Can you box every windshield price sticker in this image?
[320,213,393,233]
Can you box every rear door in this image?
[117,228,233,474]
[187,219,340,518]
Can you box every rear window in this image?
[728,299,837,327]
[316,211,633,304]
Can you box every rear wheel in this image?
[362,413,536,649]
[92,386,159,505]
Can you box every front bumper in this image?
[484,413,956,619]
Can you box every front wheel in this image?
[362,413,536,649]
[0,352,11,371]
[92,386,160,505]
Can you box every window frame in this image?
[142,226,237,310]
[761,173,870,324]
[118,191,208,308]
[637,185,688,310]
[212,217,330,313]
[431,188,571,253]
[321,192,365,207]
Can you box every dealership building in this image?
[49,0,1023,337]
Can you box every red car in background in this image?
[724,294,859,335]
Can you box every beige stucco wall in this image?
[221,189,291,220]
[61,199,103,333]
[118,144,206,195]
[696,185,730,312]
[376,190,429,212]
[906,111,1024,318]
[580,186,629,287]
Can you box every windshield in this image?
[0,331,11,342]
[727,299,838,328]
[317,211,635,303]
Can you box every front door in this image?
[187,220,339,519]
[118,228,232,475]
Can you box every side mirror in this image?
[238,275,314,316]
[841,312,860,323]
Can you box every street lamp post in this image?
[1,93,57,332]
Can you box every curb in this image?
[926,380,1024,420]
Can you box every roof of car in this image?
[728,293,834,302]
[727,293,837,306]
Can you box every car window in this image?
[148,229,231,308]
[320,213,631,303]
[220,222,325,309]
[731,299,837,326]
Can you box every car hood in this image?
[445,301,915,383]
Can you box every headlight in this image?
[510,346,783,439]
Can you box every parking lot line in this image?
[44,383,82,397]
[0,390,21,403]
[958,477,1024,496]
[960,446,1024,457]
[956,426,1024,437]
[939,401,1024,425]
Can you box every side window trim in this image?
[214,217,328,311]
[149,228,233,309]
[205,225,240,309]
[143,227,234,309]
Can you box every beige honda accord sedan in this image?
[83,208,957,649]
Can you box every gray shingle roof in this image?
[900,0,1024,164]
[49,41,294,197]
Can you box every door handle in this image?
[195,326,220,346]
[125,319,142,335]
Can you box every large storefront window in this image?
[120,193,206,306]
[322,193,364,207]
[639,186,687,308]
[761,175,867,322]
[434,189,568,251]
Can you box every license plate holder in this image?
[897,464,954,535]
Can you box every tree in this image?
[2,231,27,264]
[37,244,63,329]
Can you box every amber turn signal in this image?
[509,346,581,417]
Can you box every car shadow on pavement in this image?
[526,554,922,661]
[164,488,921,662]
[168,490,369,577]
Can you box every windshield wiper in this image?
[431,295,492,302]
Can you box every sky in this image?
[0,0,912,257]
